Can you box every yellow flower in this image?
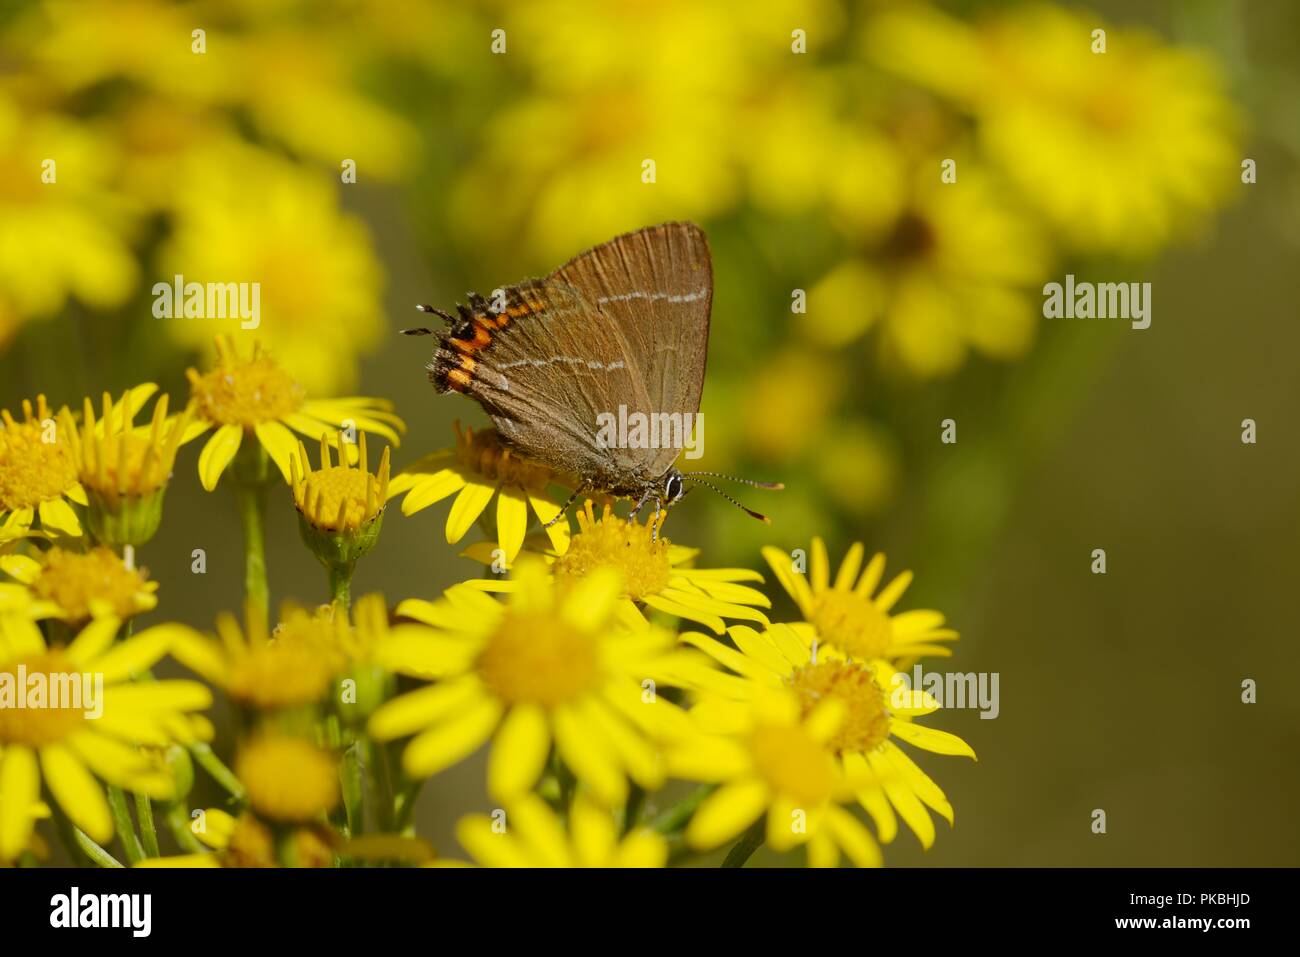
[136,807,336,869]
[169,602,343,712]
[369,562,698,805]
[161,144,387,394]
[388,422,571,561]
[0,395,86,540]
[667,686,882,867]
[184,335,404,491]
[450,0,838,260]
[292,431,390,582]
[0,546,157,625]
[59,387,190,546]
[236,734,340,824]
[763,538,957,663]
[0,614,212,860]
[866,4,1239,257]
[682,625,976,850]
[293,431,390,533]
[807,162,1051,378]
[451,792,667,868]
[464,501,770,635]
[0,100,136,323]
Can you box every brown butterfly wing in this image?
[430,222,712,492]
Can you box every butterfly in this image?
[404,222,780,530]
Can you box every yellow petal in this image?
[686,779,767,850]
[0,553,40,584]
[553,704,626,806]
[38,497,82,537]
[810,537,830,593]
[368,676,484,741]
[445,481,496,543]
[198,424,243,491]
[401,695,502,778]
[399,469,464,514]
[834,543,865,591]
[63,616,121,668]
[569,791,618,867]
[253,419,300,483]
[40,744,112,843]
[0,746,40,861]
[527,491,570,553]
[495,486,529,563]
[889,720,977,759]
[825,805,882,867]
[486,704,550,800]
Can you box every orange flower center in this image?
[788,660,890,754]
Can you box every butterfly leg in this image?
[650,498,663,541]
[544,482,589,528]
[628,488,652,524]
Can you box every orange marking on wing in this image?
[447,368,472,391]
[454,324,493,353]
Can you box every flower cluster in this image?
[0,338,975,868]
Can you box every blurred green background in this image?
[2,0,1297,864]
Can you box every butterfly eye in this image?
[664,474,684,503]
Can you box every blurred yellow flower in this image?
[388,422,571,561]
[451,792,667,868]
[0,101,136,322]
[184,336,404,490]
[0,614,211,860]
[683,625,975,849]
[0,546,157,625]
[160,145,386,393]
[169,602,342,712]
[867,4,1240,256]
[762,539,958,662]
[452,0,845,259]
[807,163,1050,378]
[667,686,882,867]
[370,563,696,805]
[236,733,340,824]
[136,808,336,869]
[463,501,771,635]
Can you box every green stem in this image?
[393,779,425,835]
[106,785,143,865]
[721,817,766,867]
[189,742,246,802]
[134,793,160,858]
[328,562,354,611]
[74,828,124,868]
[234,480,269,617]
[340,738,364,838]
[650,783,715,835]
[369,738,397,833]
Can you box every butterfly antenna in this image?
[682,470,784,491]
[687,478,772,524]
